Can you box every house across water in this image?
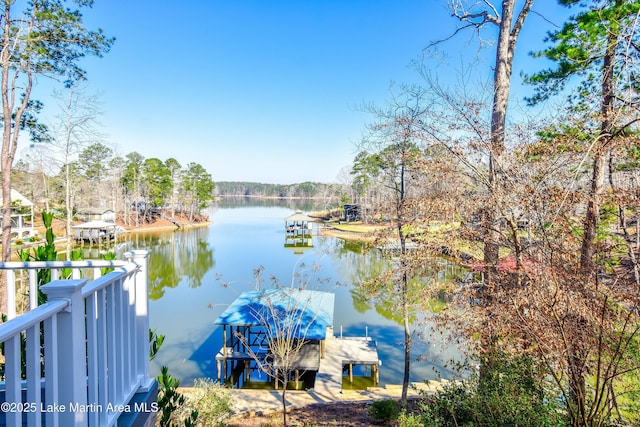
[214,289,381,392]
[0,189,36,240]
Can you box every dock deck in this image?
[314,327,380,397]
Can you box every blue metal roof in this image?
[214,289,335,340]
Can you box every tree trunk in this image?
[580,150,608,274]
[0,3,33,315]
[0,3,13,316]
[568,343,587,427]
[281,383,288,427]
[397,163,411,405]
[65,162,72,260]
[401,275,411,406]
[579,28,617,275]
[484,0,532,283]
[570,18,618,427]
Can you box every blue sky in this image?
[28,1,571,185]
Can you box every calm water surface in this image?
[118,202,463,386]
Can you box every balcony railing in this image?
[0,250,155,427]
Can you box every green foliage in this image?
[17,99,50,144]
[397,410,423,427]
[17,211,58,303]
[121,151,145,195]
[526,0,640,108]
[157,366,198,427]
[179,378,233,427]
[100,251,116,275]
[149,329,165,361]
[13,1,115,83]
[143,157,173,207]
[77,143,114,182]
[0,0,115,167]
[2,212,63,379]
[183,162,216,211]
[421,380,475,426]
[148,329,198,426]
[421,352,564,427]
[368,399,400,422]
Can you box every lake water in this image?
[118,201,464,386]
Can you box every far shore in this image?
[318,222,386,244]
[119,220,211,234]
[313,217,483,263]
[7,217,212,257]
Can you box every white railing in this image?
[0,250,152,427]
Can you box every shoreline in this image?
[120,220,211,234]
[178,381,439,417]
[319,225,379,244]
[9,219,212,256]
[316,220,481,263]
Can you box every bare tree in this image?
[50,82,104,258]
[19,144,58,210]
[229,265,333,427]
[353,87,467,405]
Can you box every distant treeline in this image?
[215,181,346,200]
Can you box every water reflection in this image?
[121,204,465,386]
[117,227,215,300]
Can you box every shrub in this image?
[157,366,198,427]
[421,380,475,426]
[420,351,565,427]
[368,399,399,422]
[181,378,233,427]
[397,410,423,427]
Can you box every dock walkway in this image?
[313,328,380,399]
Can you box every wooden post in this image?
[223,326,227,355]
[374,364,379,385]
[349,363,353,384]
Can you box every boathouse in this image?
[214,288,381,391]
[72,220,119,242]
[284,211,313,251]
[343,204,360,222]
